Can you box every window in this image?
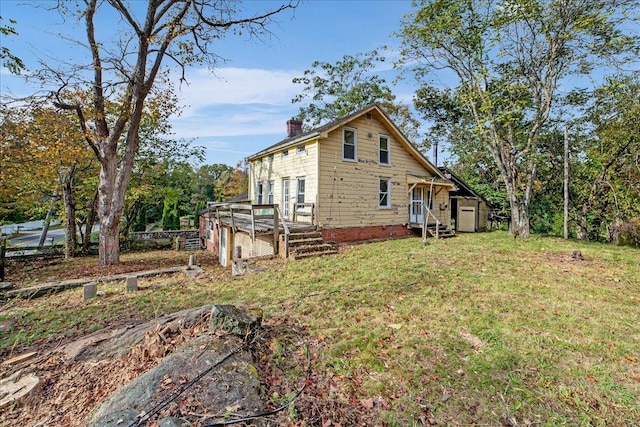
[256,182,264,204]
[268,154,274,162]
[258,158,263,165]
[281,150,289,158]
[282,179,291,218]
[296,144,305,154]
[267,180,274,204]
[296,177,306,205]
[343,127,357,161]
[379,135,390,165]
[379,178,390,208]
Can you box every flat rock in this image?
[87,334,264,426]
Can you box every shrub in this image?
[619,217,640,247]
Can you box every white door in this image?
[282,180,291,219]
[219,227,228,267]
[410,187,424,223]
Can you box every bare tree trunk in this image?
[97,156,123,265]
[62,166,77,258]
[82,190,98,253]
[38,192,58,247]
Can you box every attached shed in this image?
[438,167,493,233]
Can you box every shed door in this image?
[458,206,476,232]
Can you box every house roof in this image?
[247,104,450,182]
[438,166,493,208]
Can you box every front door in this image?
[410,187,424,223]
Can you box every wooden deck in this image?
[208,203,315,236]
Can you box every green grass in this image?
[1,231,639,425]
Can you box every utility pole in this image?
[564,124,569,239]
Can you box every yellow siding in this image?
[249,142,318,219]
[317,115,450,227]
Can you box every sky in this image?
[0,0,421,168]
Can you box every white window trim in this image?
[379,134,390,166]
[296,144,306,154]
[379,177,391,208]
[342,127,357,162]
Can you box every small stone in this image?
[83,282,98,301]
[209,305,263,337]
[0,319,16,333]
[157,417,184,427]
[187,254,196,270]
[126,276,138,291]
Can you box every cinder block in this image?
[126,276,138,291]
[83,282,97,300]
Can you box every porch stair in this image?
[426,223,456,239]
[286,230,338,260]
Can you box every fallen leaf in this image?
[625,355,637,362]
[586,376,597,382]
[388,323,403,330]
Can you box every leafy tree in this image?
[292,50,423,145]
[398,0,639,238]
[0,17,25,75]
[572,75,640,242]
[35,0,297,265]
[0,105,96,257]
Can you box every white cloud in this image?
[174,66,301,114]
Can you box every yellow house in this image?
[247,104,455,244]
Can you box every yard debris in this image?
[0,372,40,410]
[2,352,37,367]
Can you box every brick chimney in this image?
[287,119,303,138]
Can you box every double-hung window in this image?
[379,178,390,208]
[267,180,274,204]
[256,182,264,204]
[296,177,306,205]
[379,135,390,165]
[343,127,357,161]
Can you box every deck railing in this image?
[293,202,315,224]
[275,206,290,257]
[422,204,441,240]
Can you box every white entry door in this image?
[410,187,424,223]
[282,179,291,219]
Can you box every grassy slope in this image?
[1,232,639,425]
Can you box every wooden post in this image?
[564,124,569,239]
[273,205,279,255]
[0,237,6,281]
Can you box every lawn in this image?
[1,232,639,426]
